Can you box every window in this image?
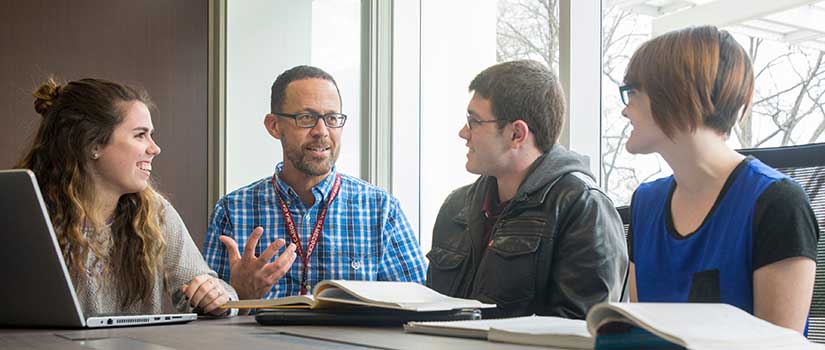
[600,0,825,205]
[600,3,659,206]
[225,0,362,191]
[413,0,500,252]
[395,0,825,252]
[395,0,562,253]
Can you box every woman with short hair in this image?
[623,26,818,333]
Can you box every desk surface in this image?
[0,316,559,350]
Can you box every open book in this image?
[586,303,823,350]
[221,280,495,312]
[406,303,825,349]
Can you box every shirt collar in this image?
[273,162,339,206]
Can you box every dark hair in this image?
[469,60,565,152]
[270,65,341,113]
[623,26,754,138]
[18,78,165,308]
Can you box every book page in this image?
[315,280,494,311]
[405,315,592,349]
[404,316,541,339]
[587,303,817,349]
[488,317,592,349]
[489,316,589,337]
[220,294,315,309]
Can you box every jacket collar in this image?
[454,144,595,221]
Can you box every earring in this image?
[92,152,100,160]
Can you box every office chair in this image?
[739,142,825,343]
[616,205,630,303]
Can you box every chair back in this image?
[616,206,630,302]
[739,143,825,343]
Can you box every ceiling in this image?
[607,0,825,51]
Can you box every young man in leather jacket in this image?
[426,60,628,319]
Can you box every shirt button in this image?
[351,260,361,270]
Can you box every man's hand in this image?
[218,227,297,300]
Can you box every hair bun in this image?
[32,78,62,116]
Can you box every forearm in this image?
[753,257,815,333]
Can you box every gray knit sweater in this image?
[71,197,237,316]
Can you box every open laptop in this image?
[0,169,196,328]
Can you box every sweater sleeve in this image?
[158,197,239,313]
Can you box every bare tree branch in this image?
[809,103,825,143]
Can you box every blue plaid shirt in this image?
[203,163,427,298]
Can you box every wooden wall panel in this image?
[0,0,210,247]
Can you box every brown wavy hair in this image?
[18,78,166,308]
[623,26,754,139]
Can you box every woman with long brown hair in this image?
[18,78,236,316]
[622,26,818,333]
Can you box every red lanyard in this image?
[272,173,341,295]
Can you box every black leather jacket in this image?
[426,146,628,319]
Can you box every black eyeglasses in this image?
[465,114,498,130]
[619,84,637,106]
[274,112,348,128]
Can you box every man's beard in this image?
[284,140,338,177]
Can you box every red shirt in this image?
[481,185,510,254]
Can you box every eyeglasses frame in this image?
[465,113,499,130]
[274,112,348,128]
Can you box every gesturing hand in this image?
[218,226,297,300]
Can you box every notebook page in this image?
[592,303,817,349]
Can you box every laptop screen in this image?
[0,169,196,328]
[0,169,88,327]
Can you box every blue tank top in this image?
[631,158,786,313]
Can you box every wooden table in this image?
[0,316,557,349]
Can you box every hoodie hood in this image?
[516,144,594,197]
[459,144,594,222]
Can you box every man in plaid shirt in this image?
[203,65,426,301]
